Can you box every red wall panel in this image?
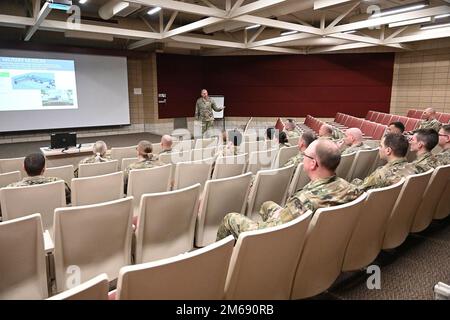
[157,53,394,119]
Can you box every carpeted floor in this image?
[0,133,161,158]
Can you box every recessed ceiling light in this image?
[388,17,432,28]
[421,22,450,30]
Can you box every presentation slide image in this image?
[0,56,78,111]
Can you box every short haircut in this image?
[24,153,46,176]
[383,133,409,157]
[442,124,450,134]
[389,121,405,133]
[266,127,276,140]
[321,124,333,135]
[279,131,288,144]
[415,129,439,151]
[301,131,317,147]
[315,140,341,171]
[137,140,153,157]
[228,129,242,147]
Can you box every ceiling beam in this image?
[248,26,266,43]
[164,11,178,32]
[163,17,223,38]
[128,38,157,50]
[308,42,375,53]
[24,2,52,41]
[383,27,450,44]
[326,1,360,29]
[229,0,288,18]
[248,32,317,48]
[314,0,355,10]
[252,46,304,54]
[128,0,227,17]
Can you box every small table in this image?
[40,143,95,168]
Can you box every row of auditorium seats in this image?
[3,160,448,300]
[406,109,450,123]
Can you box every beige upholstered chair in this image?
[159,149,191,164]
[335,152,356,180]
[71,171,123,206]
[346,148,378,181]
[246,165,295,221]
[0,214,48,299]
[173,159,213,190]
[47,274,109,300]
[342,180,404,271]
[0,180,66,233]
[78,160,118,178]
[172,139,194,151]
[0,157,26,177]
[246,149,278,175]
[53,197,133,293]
[382,170,433,250]
[110,146,137,170]
[196,173,252,247]
[134,184,201,263]
[0,171,21,188]
[434,180,450,220]
[411,165,450,233]
[211,154,247,180]
[290,193,367,299]
[116,236,234,300]
[151,143,162,155]
[224,211,312,300]
[194,137,218,150]
[272,145,299,169]
[191,147,217,161]
[44,165,74,185]
[126,164,172,215]
[121,158,138,172]
[287,164,310,198]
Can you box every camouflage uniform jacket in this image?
[418,119,441,132]
[124,155,164,186]
[286,128,301,139]
[435,148,450,166]
[411,151,440,173]
[279,142,291,148]
[352,158,416,192]
[262,175,362,227]
[8,175,71,204]
[283,153,303,168]
[195,97,221,122]
[332,128,345,141]
[341,142,373,156]
[75,154,112,177]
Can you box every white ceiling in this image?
[0,0,449,54]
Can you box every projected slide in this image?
[0,57,78,111]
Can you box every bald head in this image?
[344,128,363,146]
[423,107,436,120]
[161,135,173,150]
[319,124,333,137]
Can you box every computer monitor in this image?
[50,132,77,149]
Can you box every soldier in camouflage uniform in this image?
[318,124,340,142]
[74,140,111,178]
[283,131,317,168]
[195,89,224,136]
[339,128,373,156]
[217,140,362,240]
[124,140,164,192]
[436,124,450,165]
[159,135,173,156]
[416,108,442,132]
[352,133,417,192]
[409,129,440,173]
[7,153,71,204]
[284,119,302,140]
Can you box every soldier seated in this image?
[339,128,372,155]
[386,121,405,135]
[278,131,291,148]
[406,108,441,135]
[74,140,111,177]
[284,119,301,139]
[216,139,362,240]
[352,133,417,192]
[409,129,440,173]
[318,124,334,140]
[436,124,450,165]
[159,135,173,155]
[283,131,317,168]
[7,153,71,205]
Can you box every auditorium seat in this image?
[413,110,424,119]
[0,214,48,299]
[134,184,200,264]
[110,146,137,170]
[342,180,404,271]
[360,121,377,137]
[372,124,387,140]
[0,180,66,234]
[172,139,194,151]
[53,197,133,293]
[211,154,247,180]
[71,171,123,206]
[287,164,310,198]
[121,157,138,171]
[0,157,26,177]
[78,160,118,178]
[365,111,374,121]
[346,148,379,181]
[390,115,400,123]
[159,149,191,164]
[194,137,218,149]
[411,165,450,233]
[380,114,393,125]
[404,118,420,132]
[173,158,213,190]
[406,109,416,118]
[196,173,252,247]
[290,193,366,299]
[224,211,312,300]
[246,149,278,175]
[44,165,74,185]
[272,145,298,169]
[434,179,450,220]
[335,152,356,180]
[116,236,234,300]
[246,165,295,221]
[397,116,408,125]
[151,143,162,155]
[126,164,172,215]
[191,146,217,161]
[382,170,433,250]
[47,274,109,300]
[0,171,21,188]
[438,113,450,123]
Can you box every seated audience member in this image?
[218,129,242,156]
[278,131,291,148]
[7,153,71,204]
[409,129,440,173]
[339,128,372,155]
[74,140,111,177]
[417,108,442,132]
[159,135,173,155]
[284,119,301,139]
[318,124,335,140]
[216,139,362,240]
[266,127,276,141]
[283,131,317,168]
[387,121,405,135]
[124,140,164,191]
[352,133,417,192]
[436,124,450,165]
